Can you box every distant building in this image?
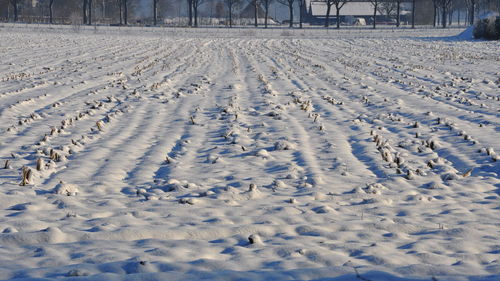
[239,2,277,25]
[240,3,267,19]
[304,0,433,26]
[304,0,392,25]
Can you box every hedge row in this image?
[473,16,500,40]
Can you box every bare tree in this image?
[395,0,401,27]
[225,0,241,27]
[432,0,437,26]
[80,0,93,25]
[441,0,452,27]
[88,0,93,25]
[277,0,295,27]
[298,0,304,28]
[187,0,193,26]
[262,0,273,28]
[254,0,258,27]
[122,0,130,25]
[433,0,452,27]
[411,0,415,28]
[448,0,454,26]
[9,0,20,21]
[378,0,397,23]
[465,0,476,25]
[325,0,334,27]
[323,0,350,28]
[153,0,159,25]
[192,0,204,27]
[370,0,379,29]
[83,0,88,24]
[48,0,55,24]
[117,0,123,24]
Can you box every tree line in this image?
[1,0,498,28]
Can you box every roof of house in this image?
[239,3,268,19]
[307,1,376,17]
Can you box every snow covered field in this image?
[0,25,499,280]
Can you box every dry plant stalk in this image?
[36,158,44,171]
[429,140,437,150]
[96,121,104,131]
[381,149,393,162]
[406,170,415,180]
[20,166,32,186]
[50,149,61,162]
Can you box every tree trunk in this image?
[83,0,88,24]
[437,7,440,26]
[88,0,93,25]
[299,0,303,28]
[13,0,19,22]
[396,1,400,27]
[373,1,377,29]
[264,3,269,28]
[470,0,475,25]
[464,7,467,25]
[194,2,198,27]
[325,3,332,28]
[254,0,258,27]
[433,3,437,27]
[188,0,193,26]
[119,0,123,25]
[442,4,446,28]
[49,0,54,24]
[412,0,415,28]
[289,3,293,28]
[124,0,128,25]
[229,4,232,28]
[154,0,158,25]
[457,8,460,26]
[336,6,340,29]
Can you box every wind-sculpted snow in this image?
[0,26,498,281]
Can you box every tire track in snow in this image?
[0,39,196,162]
[125,41,219,189]
[253,39,381,185]
[152,41,239,187]
[40,42,213,193]
[290,39,498,176]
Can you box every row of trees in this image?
[1,0,498,28]
[270,0,496,29]
[1,0,170,25]
[321,0,497,29]
[431,0,487,28]
[187,0,272,28]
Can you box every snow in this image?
[458,25,474,40]
[0,24,499,281]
